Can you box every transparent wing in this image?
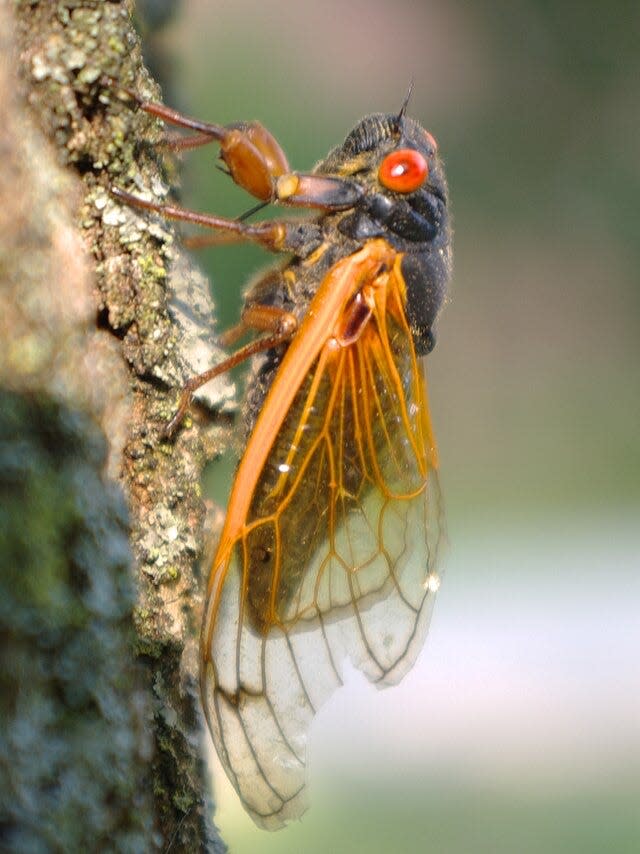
[201,266,444,829]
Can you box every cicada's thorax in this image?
[241,111,452,438]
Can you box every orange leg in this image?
[165,305,297,437]
[104,76,362,210]
[160,132,223,153]
[218,305,296,348]
[110,187,293,252]
[105,75,289,201]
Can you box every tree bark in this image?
[1,2,229,850]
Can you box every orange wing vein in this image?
[201,240,444,829]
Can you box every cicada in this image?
[111,82,452,830]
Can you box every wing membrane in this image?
[201,246,443,829]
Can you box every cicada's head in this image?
[318,110,450,252]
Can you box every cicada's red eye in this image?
[378,148,428,193]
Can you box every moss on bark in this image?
[1,2,229,850]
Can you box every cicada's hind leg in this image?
[164,304,297,437]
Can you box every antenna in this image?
[396,79,415,129]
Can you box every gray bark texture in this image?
[1,1,229,851]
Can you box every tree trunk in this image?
[1,2,229,850]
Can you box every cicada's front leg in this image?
[104,76,362,211]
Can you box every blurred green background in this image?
[144,0,639,850]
